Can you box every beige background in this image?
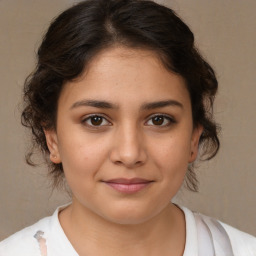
[0,0,255,240]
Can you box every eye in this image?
[146,114,175,127]
[82,115,111,127]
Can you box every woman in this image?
[0,0,255,255]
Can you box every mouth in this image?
[102,178,154,194]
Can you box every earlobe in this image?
[44,129,61,164]
[189,125,203,163]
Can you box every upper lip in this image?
[103,178,153,184]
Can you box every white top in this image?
[0,205,256,256]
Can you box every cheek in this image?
[149,133,192,187]
[152,134,191,167]
[58,134,109,181]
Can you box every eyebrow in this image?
[70,99,183,110]
[70,100,118,110]
[141,100,183,110]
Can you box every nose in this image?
[109,123,147,168]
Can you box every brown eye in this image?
[91,116,103,126]
[152,116,164,126]
[82,115,110,127]
[146,114,175,127]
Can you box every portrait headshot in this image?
[0,0,256,255]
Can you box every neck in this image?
[59,201,186,256]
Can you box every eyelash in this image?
[81,114,111,128]
[81,114,176,129]
[146,114,176,127]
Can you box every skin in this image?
[45,46,202,256]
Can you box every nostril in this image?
[114,159,144,168]
[115,160,123,165]
[109,139,147,168]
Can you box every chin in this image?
[104,212,154,225]
[98,202,167,225]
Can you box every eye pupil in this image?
[152,116,164,125]
[91,116,103,126]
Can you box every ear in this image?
[44,129,61,164]
[188,125,203,163]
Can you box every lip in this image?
[103,178,153,194]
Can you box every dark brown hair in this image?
[21,0,220,191]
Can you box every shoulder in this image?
[0,215,52,256]
[185,207,256,256]
[220,220,256,255]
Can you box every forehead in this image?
[60,46,190,109]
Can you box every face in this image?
[45,47,202,225]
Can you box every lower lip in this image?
[105,182,151,194]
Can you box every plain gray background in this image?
[1,0,256,240]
